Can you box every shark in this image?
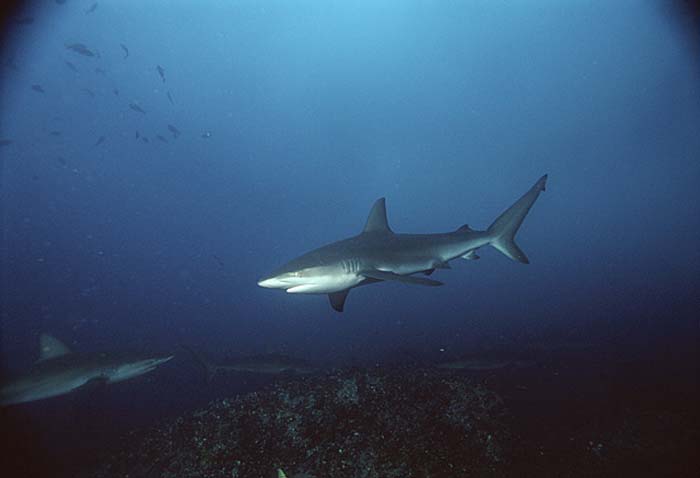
[0,334,173,406]
[258,174,548,311]
[182,345,317,382]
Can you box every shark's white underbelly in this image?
[285,273,364,294]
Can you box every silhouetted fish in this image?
[49,131,61,136]
[129,103,146,114]
[0,139,13,147]
[212,254,225,269]
[156,135,168,143]
[113,88,119,96]
[120,43,129,59]
[57,156,67,166]
[31,84,44,93]
[141,137,149,143]
[65,43,95,57]
[135,131,140,139]
[167,124,181,138]
[55,0,67,5]
[65,61,78,72]
[93,136,105,147]
[156,65,165,82]
[201,131,212,139]
[166,90,174,104]
[82,88,95,98]
[85,3,98,14]
[94,67,106,75]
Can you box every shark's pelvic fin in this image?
[462,250,480,260]
[328,289,350,312]
[277,470,288,478]
[38,334,71,362]
[362,270,443,286]
[363,197,393,233]
[487,174,547,264]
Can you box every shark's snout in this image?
[257,271,297,289]
[257,276,278,288]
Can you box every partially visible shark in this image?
[182,345,317,382]
[258,175,548,311]
[0,334,173,406]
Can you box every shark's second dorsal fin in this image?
[363,198,393,233]
[38,334,71,361]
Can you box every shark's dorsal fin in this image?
[38,334,71,361]
[363,198,393,233]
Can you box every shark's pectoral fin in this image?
[434,261,451,269]
[361,270,443,286]
[329,289,350,312]
[462,250,480,260]
[423,269,435,275]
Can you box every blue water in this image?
[1,0,699,475]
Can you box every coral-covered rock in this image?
[85,367,511,478]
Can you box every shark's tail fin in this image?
[179,344,217,383]
[487,175,547,264]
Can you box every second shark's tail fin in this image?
[487,175,547,264]
[179,344,217,383]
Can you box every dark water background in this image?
[1,1,698,475]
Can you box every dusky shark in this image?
[0,334,173,406]
[258,175,547,311]
[182,345,317,382]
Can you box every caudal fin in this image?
[487,175,547,264]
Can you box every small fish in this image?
[57,156,67,166]
[135,131,140,139]
[166,90,174,105]
[82,88,95,98]
[120,43,129,59]
[129,103,146,114]
[212,254,225,269]
[31,84,45,93]
[85,3,98,14]
[156,65,165,82]
[167,124,180,138]
[49,131,61,136]
[0,139,13,147]
[94,67,106,75]
[55,0,67,5]
[65,43,95,57]
[141,137,149,143]
[201,131,212,139]
[156,135,168,143]
[64,61,78,73]
[93,136,105,147]
[113,88,119,96]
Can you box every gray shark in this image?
[258,175,547,311]
[0,334,173,406]
[182,346,317,382]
